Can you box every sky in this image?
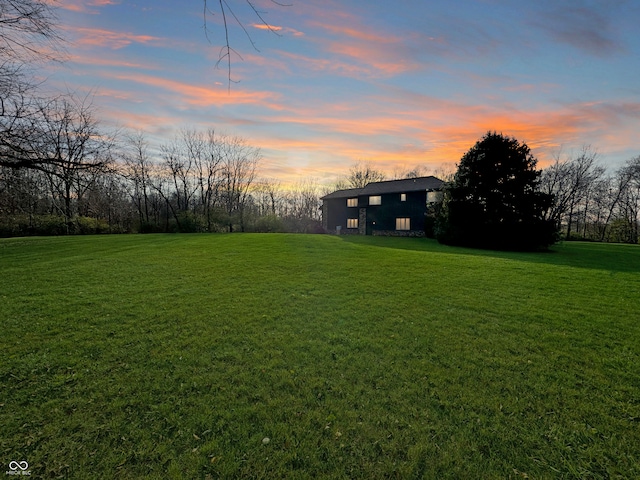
[44,0,640,185]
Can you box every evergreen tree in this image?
[436,132,558,250]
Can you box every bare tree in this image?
[139,129,261,233]
[35,96,115,231]
[391,164,428,180]
[148,139,197,232]
[0,164,48,217]
[285,177,321,220]
[161,139,198,215]
[254,177,282,216]
[614,157,640,243]
[202,0,291,87]
[123,131,154,228]
[189,128,224,231]
[0,0,66,172]
[432,163,457,183]
[336,160,386,189]
[219,134,260,231]
[540,147,604,239]
[0,0,61,65]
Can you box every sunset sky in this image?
[45,0,640,184]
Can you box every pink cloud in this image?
[246,88,640,177]
[55,0,120,13]
[66,26,163,49]
[105,73,283,109]
[67,53,155,69]
[304,19,423,77]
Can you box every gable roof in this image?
[321,176,443,200]
[320,187,363,200]
[361,176,443,195]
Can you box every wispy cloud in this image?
[250,24,304,36]
[65,26,164,49]
[529,2,625,56]
[306,13,423,77]
[55,0,121,14]
[67,53,156,69]
[49,0,640,183]
[250,83,640,172]
[104,73,283,109]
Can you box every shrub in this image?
[74,216,111,234]
[254,215,285,233]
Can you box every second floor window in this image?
[369,195,382,205]
[347,198,358,207]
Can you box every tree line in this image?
[540,148,640,244]
[1,0,639,242]
[2,109,640,242]
[0,122,327,236]
[433,136,640,248]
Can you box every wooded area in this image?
[1,0,639,241]
[540,148,640,243]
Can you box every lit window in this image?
[369,195,382,205]
[427,191,443,203]
[347,198,358,207]
[347,218,358,229]
[396,218,410,230]
[400,193,407,202]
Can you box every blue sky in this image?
[45,0,640,184]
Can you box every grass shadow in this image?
[337,235,640,274]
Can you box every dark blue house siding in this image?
[362,191,427,235]
[321,190,361,234]
[321,176,444,236]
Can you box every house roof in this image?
[320,187,363,200]
[361,176,443,195]
[321,176,443,200]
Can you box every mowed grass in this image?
[1,234,639,479]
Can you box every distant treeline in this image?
[0,124,326,237]
[2,129,639,243]
[539,148,640,244]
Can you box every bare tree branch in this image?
[202,0,290,89]
[0,0,63,65]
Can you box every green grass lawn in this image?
[1,233,639,479]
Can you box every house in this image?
[321,176,444,236]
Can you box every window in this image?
[396,218,410,230]
[347,197,358,207]
[400,193,407,202]
[347,218,358,229]
[427,191,443,203]
[369,195,382,205]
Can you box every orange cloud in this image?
[242,90,639,182]
[251,23,282,32]
[104,72,284,109]
[251,23,304,36]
